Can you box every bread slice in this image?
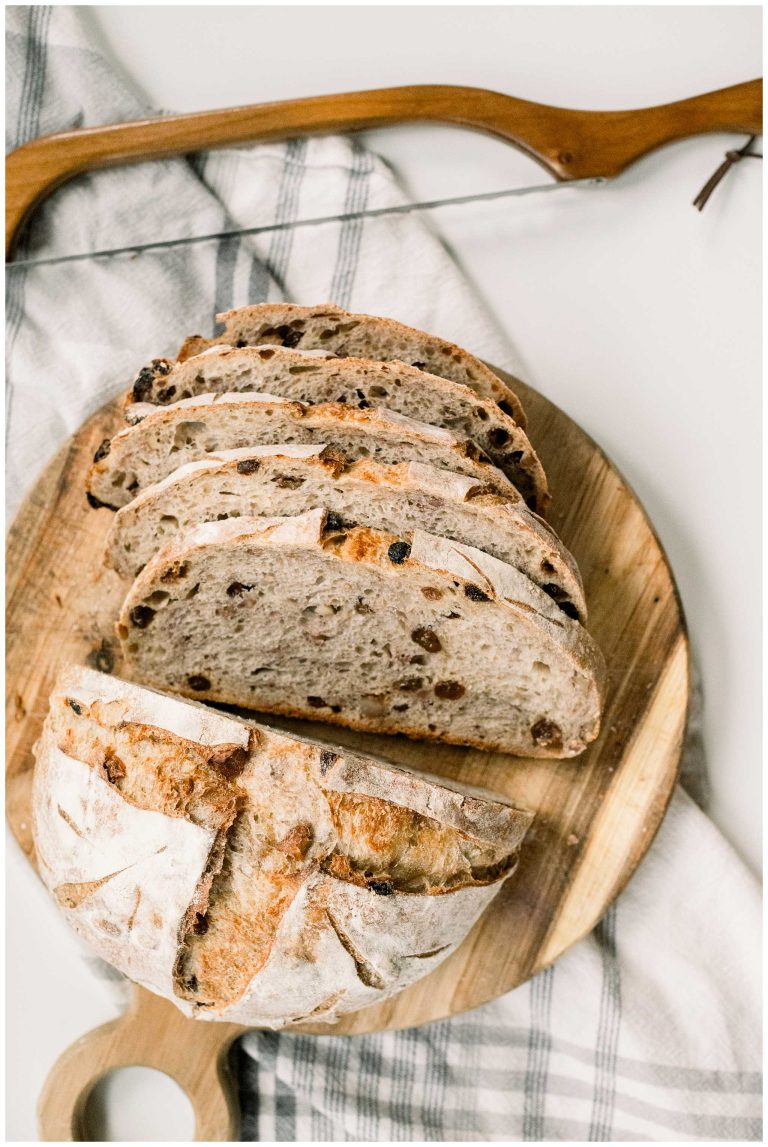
[105,446,586,623]
[174,303,527,427]
[87,393,516,511]
[33,665,532,1027]
[123,347,547,511]
[118,509,605,757]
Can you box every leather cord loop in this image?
[693,134,762,211]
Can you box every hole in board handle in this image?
[82,1066,194,1141]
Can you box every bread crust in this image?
[33,667,532,1026]
[118,511,605,757]
[103,447,585,622]
[87,393,516,509]
[175,302,528,427]
[122,345,547,510]
[33,730,224,1003]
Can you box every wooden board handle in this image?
[6,79,761,257]
[37,986,244,1141]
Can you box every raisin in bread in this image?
[87,393,515,511]
[105,446,585,623]
[124,347,546,511]
[33,666,532,1027]
[174,303,527,426]
[118,509,605,756]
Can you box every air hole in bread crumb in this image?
[171,421,206,452]
[227,582,255,598]
[144,590,170,608]
[129,605,155,628]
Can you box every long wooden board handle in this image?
[6,79,761,257]
[37,986,244,1141]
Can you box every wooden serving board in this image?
[6,367,689,1141]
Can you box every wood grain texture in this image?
[6,79,761,256]
[6,368,689,1141]
[36,989,242,1142]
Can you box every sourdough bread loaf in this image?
[33,666,533,1026]
[117,509,605,756]
[174,303,527,426]
[124,346,547,510]
[104,446,586,622]
[86,393,515,511]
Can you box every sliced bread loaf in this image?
[124,347,546,510]
[118,509,605,756]
[175,303,527,426]
[87,393,515,511]
[105,446,586,623]
[33,666,532,1026]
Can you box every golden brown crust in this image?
[105,449,584,619]
[135,678,585,759]
[87,393,517,507]
[174,302,528,427]
[118,510,604,755]
[34,668,533,1025]
[120,345,547,507]
[48,695,241,830]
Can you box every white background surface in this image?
[7,5,761,1141]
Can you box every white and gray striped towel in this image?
[7,7,761,1141]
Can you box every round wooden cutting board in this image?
[6,367,689,1141]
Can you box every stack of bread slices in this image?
[33,304,606,1027]
[88,302,605,758]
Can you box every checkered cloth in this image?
[7,7,761,1140]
